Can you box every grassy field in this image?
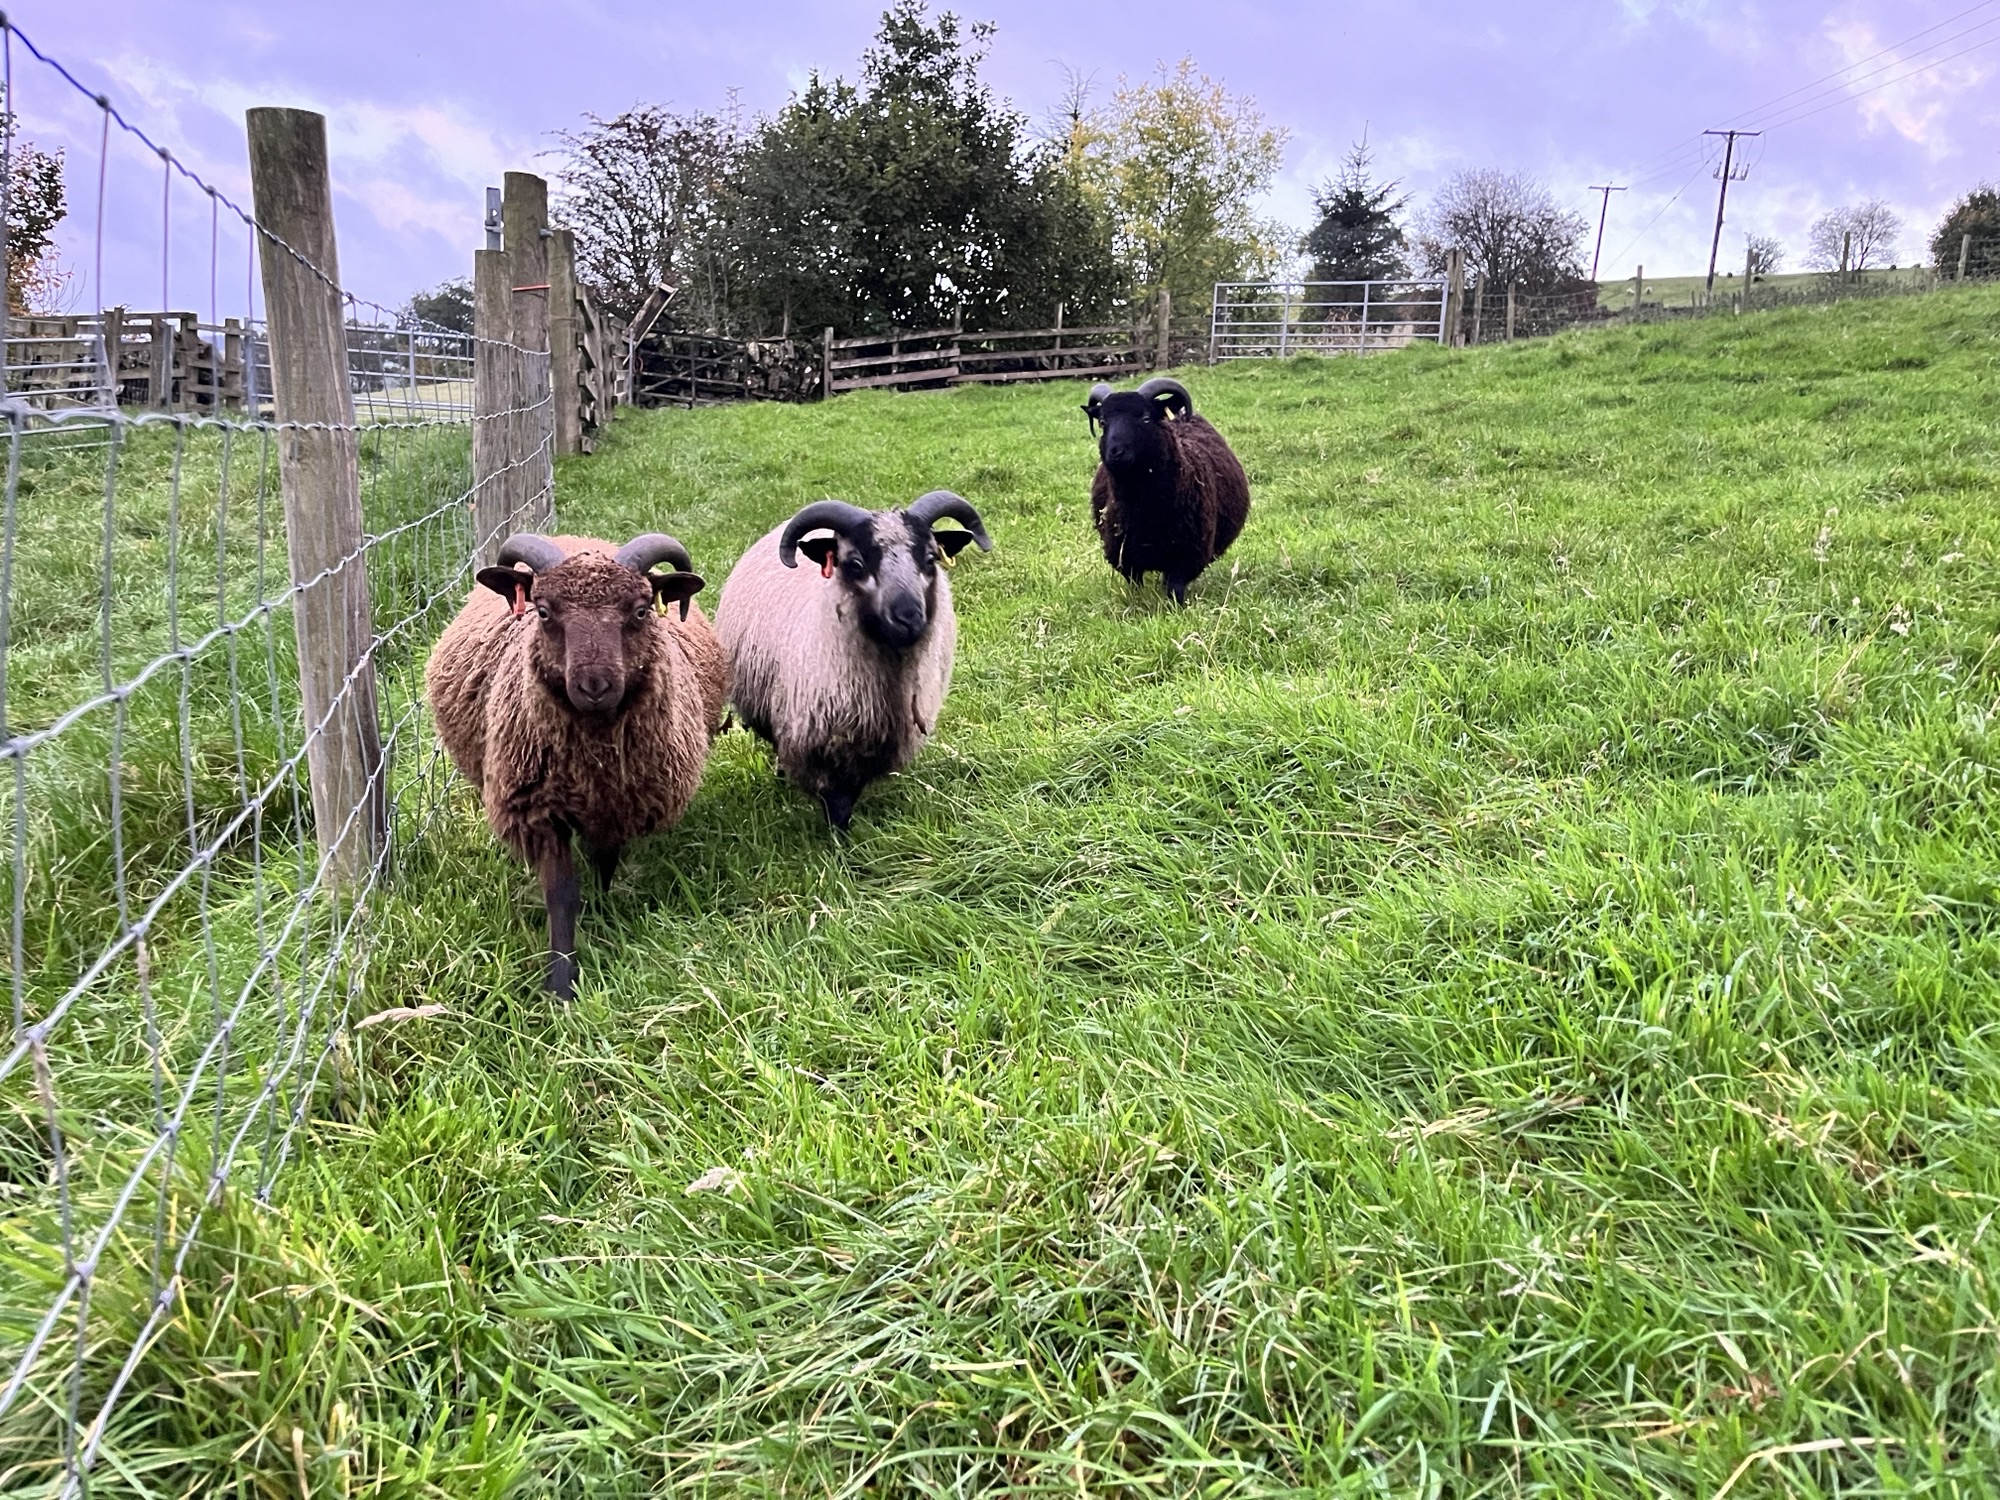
[9,285,2000,1495]
[1594,265,1934,312]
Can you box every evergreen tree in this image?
[1301,136,1407,283]
[1931,184,2000,278]
[727,2,1119,335]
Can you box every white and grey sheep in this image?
[714,491,991,829]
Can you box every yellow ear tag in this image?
[938,546,957,571]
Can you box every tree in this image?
[1745,234,1783,279]
[1084,59,1289,312]
[399,277,474,333]
[5,87,69,313]
[1930,184,2000,278]
[1411,170,1588,292]
[727,2,1120,335]
[1301,134,1407,283]
[551,104,743,328]
[1805,200,1901,273]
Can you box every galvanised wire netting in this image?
[0,19,551,1492]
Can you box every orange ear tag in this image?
[511,582,527,618]
[821,555,836,579]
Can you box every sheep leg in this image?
[586,840,622,889]
[822,789,858,831]
[536,841,582,1000]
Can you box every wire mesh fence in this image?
[0,18,552,1493]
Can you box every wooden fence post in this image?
[821,326,834,400]
[548,227,581,457]
[472,248,512,566]
[147,315,170,407]
[1469,280,1485,346]
[503,172,554,535]
[1840,230,1852,284]
[245,106,385,889]
[1960,234,1973,281]
[1634,265,1644,319]
[1441,250,1465,346]
[1154,287,1172,369]
[1505,282,1517,341]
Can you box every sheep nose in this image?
[570,668,619,711]
[887,599,927,637]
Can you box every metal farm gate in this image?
[1209,279,1449,361]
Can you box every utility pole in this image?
[1702,129,1760,296]
[1588,185,1626,282]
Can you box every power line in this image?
[1702,129,1759,294]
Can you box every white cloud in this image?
[1821,14,1995,155]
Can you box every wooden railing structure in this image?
[818,291,1173,398]
[4,311,261,413]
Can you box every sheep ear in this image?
[649,570,705,622]
[797,535,838,569]
[477,567,533,608]
[934,529,981,559]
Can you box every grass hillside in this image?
[15,286,2000,1496]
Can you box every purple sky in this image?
[13,0,2000,320]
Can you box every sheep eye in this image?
[534,603,550,622]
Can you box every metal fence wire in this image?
[0,19,551,1493]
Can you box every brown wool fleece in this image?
[424,538,729,865]
[1091,415,1251,588]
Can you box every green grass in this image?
[9,286,2000,1495]
[1594,265,1934,312]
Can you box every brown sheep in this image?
[424,531,727,998]
[713,491,990,830]
[1082,376,1251,605]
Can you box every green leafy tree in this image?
[1302,135,1407,283]
[1931,184,2000,278]
[728,2,1120,335]
[4,88,69,313]
[1086,59,1289,312]
[399,277,474,334]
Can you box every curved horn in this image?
[496,533,566,573]
[1136,377,1192,416]
[778,500,876,569]
[1083,381,1113,412]
[905,490,992,552]
[614,533,694,575]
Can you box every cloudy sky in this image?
[12,0,2000,318]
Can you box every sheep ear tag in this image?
[822,555,836,580]
[475,565,534,615]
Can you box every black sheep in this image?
[1082,377,1250,605]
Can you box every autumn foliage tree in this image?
[1083,60,1289,312]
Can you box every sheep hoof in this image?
[546,954,578,1001]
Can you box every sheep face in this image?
[1095,389,1191,479]
[477,552,702,717]
[795,513,979,654]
